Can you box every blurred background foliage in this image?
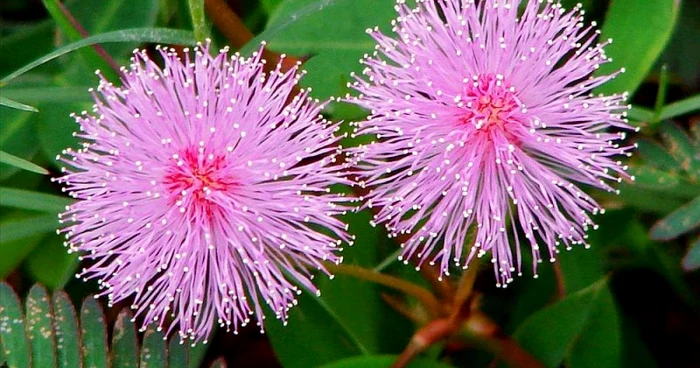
[0,0,698,367]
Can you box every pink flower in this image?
[349,0,634,286]
[56,42,353,341]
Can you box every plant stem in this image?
[350,185,456,298]
[326,263,442,317]
[463,313,545,368]
[204,0,301,73]
[448,265,478,322]
[553,262,566,299]
[482,335,545,368]
[42,0,120,80]
[380,293,427,325]
[204,0,253,48]
[393,319,455,368]
[188,0,210,42]
[652,64,669,124]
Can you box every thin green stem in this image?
[188,0,209,42]
[660,95,700,121]
[653,64,669,124]
[326,263,442,317]
[373,248,403,272]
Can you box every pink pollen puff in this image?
[348,0,634,287]
[56,41,354,342]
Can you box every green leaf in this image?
[621,318,658,368]
[42,0,118,82]
[659,122,698,175]
[0,150,48,175]
[262,0,395,99]
[660,95,700,121]
[140,328,167,368]
[187,340,208,368]
[319,355,455,368]
[0,87,92,104]
[652,65,669,123]
[0,187,73,213]
[682,236,700,272]
[597,0,680,96]
[566,288,621,368]
[64,0,160,59]
[36,100,86,167]
[588,209,695,306]
[0,20,56,76]
[244,0,352,55]
[0,213,58,245]
[316,209,401,353]
[52,291,81,368]
[0,212,51,278]
[635,139,677,171]
[628,166,679,190]
[504,266,557,333]
[43,0,82,40]
[0,109,39,180]
[627,106,654,123]
[1,28,196,86]
[168,337,188,368]
[650,196,700,241]
[513,278,616,368]
[267,206,412,366]
[265,289,369,368]
[693,121,700,145]
[0,96,38,112]
[0,282,31,368]
[111,310,139,368]
[24,233,79,290]
[25,285,57,368]
[261,0,284,13]
[652,244,698,306]
[80,298,109,368]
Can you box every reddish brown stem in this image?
[465,312,545,368]
[448,265,478,322]
[352,183,456,299]
[553,262,566,299]
[327,263,442,318]
[54,0,121,75]
[380,293,427,325]
[484,336,545,368]
[393,319,457,368]
[204,0,300,72]
[204,0,253,48]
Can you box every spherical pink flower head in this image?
[349,0,635,287]
[56,42,354,341]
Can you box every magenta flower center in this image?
[461,74,520,132]
[163,148,237,212]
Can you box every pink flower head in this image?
[349,0,634,286]
[56,42,354,341]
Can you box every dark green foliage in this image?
[0,282,31,368]
[1,0,698,367]
[53,291,81,368]
[0,282,208,368]
[112,311,139,368]
[26,285,57,368]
